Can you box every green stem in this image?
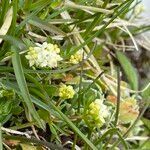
[103,134,113,149]
[85,129,92,150]
[72,134,77,150]
[83,71,104,94]
[114,67,121,126]
[78,53,84,113]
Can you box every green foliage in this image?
[0,100,12,123]
[0,87,15,123]
[0,0,149,149]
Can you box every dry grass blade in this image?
[64,0,113,14]
[0,7,13,44]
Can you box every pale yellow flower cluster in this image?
[58,84,75,99]
[119,98,139,123]
[86,99,109,128]
[69,50,83,64]
[25,47,39,67]
[25,42,62,68]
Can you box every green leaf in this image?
[29,0,50,10]
[38,109,50,122]
[116,51,138,90]
[11,46,45,130]
[0,0,9,26]
[28,17,66,36]
[44,85,58,97]
[49,123,60,142]
[50,0,62,9]
[141,140,150,149]
[12,106,23,115]
[83,88,97,106]
[0,99,12,123]
[141,117,150,130]
[0,35,25,50]
[142,85,150,100]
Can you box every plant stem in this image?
[72,134,77,150]
[103,134,113,149]
[114,67,121,126]
[78,53,84,113]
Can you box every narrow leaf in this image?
[95,128,118,145]
[29,17,66,36]
[11,46,45,130]
[116,51,138,90]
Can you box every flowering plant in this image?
[0,0,149,150]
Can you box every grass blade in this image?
[0,7,13,44]
[71,0,134,54]
[95,128,118,145]
[28,17,67,36]
[9,0,18,35]
[11,46,45,130]
[116,51,138,90]
[0,0,9,26]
